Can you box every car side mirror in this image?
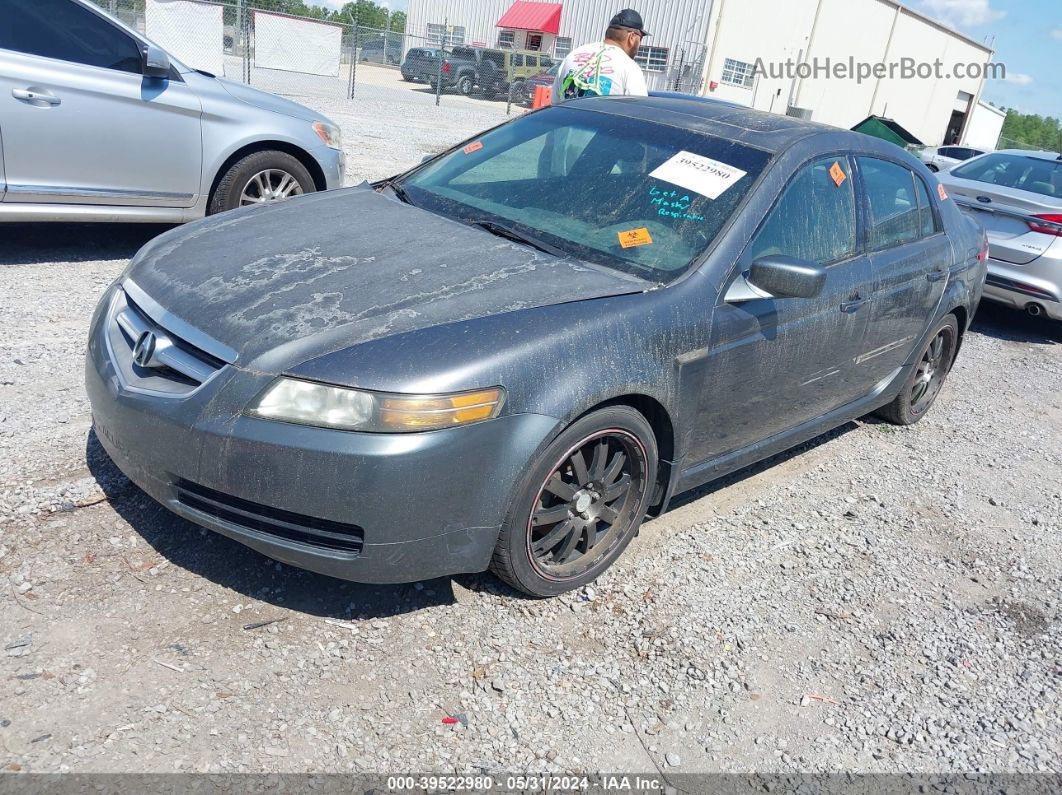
[421,154,434,164]
[726,256,827,302]
[142,44,171,79]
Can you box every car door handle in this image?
[840,297,870,313]
[12,88,61,106]
[926,269,947,283]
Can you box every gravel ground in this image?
[0,79,1060,776]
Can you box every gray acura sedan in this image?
[87,98,987,597]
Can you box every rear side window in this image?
[951,153,1062,199]
[858,157,921,251]
[913,176,940,238]
[747,157,857,266]
[451,47,475,60]
[512,54,524,67]
[0,0,142,74]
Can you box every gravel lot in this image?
[0,78,1060,777]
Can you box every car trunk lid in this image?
[944,177,1061,265]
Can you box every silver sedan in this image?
[939,150,1062,321]
[0,0,344,223]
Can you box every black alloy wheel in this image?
[528,429,647,579]
[874,313,958,425]
[910,327,950,414]
[491,406,657,597]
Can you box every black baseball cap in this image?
[609,8,650,37]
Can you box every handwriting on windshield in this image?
[649,187,705,222]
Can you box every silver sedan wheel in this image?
[239,169,304,206]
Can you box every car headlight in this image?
[247,378,505,433]
[312,121,342,150]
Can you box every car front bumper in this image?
[85,296,560,583]
[983,256,1062,321]
[313,144,346,191]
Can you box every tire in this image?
[457,75,474,96]
[874,314,959,425]
[927,164,939,172]
[208,151,315,216]
[490,406,657,598]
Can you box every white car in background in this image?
[917,145,987,173]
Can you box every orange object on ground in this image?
[532,85,552,110]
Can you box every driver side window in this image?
[746,157,857,266]
[0,0,143,74]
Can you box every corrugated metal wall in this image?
[405,0,715,91]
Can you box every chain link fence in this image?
[90,0,544,113]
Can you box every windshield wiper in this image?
[468,219,567,257]
[379,179,415,206]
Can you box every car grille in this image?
[106,284,226,396]
[175,480,365,555]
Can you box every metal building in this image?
[404,0,716,92]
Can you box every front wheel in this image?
[491,406,657,597]
[208,151,315,215]
[926,163,939,172]
[874,314,958,425]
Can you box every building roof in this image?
[496,2,562,35]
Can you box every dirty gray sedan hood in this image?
[126,187,650,370]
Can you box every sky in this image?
[318,0,1055,117]
[915,0,1060,117]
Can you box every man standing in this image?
[552,9,650,102]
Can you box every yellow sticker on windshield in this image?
[618,228,653,249]
[829,161,847,187]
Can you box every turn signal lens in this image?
[311,121,342,150]
[378,389,504,429]
[247,378,504,433]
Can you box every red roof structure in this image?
[496,2,563,35]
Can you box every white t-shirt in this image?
[551,42,648,103]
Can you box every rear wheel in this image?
[926,163,940,172]
[457,75,474,96]
[491,406,657,597]
[874,314,958,425]
[208,151,315,215]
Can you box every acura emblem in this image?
[132,330,157,368]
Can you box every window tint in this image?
[913,176,940,238]
[858,158,921,251]
[0,0,142,74]
[747,158,857,266]
[950,153,1062,199]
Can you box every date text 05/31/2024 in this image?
[385,775,667,791]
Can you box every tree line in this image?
[997,107,1062,152]
[249,0,406,32]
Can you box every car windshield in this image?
[399,107,771,280]
[950,153,1062,200]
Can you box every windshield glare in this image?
[951,153,1062,200]
[401,106,771,280]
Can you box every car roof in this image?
[567,95,872,155]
